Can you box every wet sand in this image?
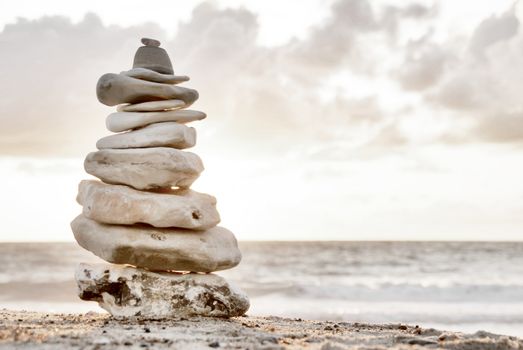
[0,309,521,349]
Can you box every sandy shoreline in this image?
[1,309,522,349]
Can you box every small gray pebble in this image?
[141,37,161,47]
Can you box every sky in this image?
[0,0,522,241]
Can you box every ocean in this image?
[1,241,522,337]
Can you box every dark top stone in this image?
[141,38,161,47]
[133,38,173,75]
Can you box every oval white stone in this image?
[96,122,196,150]
[84,147,203,190]
[106,110,206,133]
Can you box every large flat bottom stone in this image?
[76,263,250,318]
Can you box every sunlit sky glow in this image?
[0,0,522,241]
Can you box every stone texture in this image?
[84,147,203,190]
[96,73,198,106]
[77,180,220,229]
[117,99,186,112]
[71,215,241,272]
[121,68,189,84]
[106,110,206,132]
[76,263,250,318]
[96,122,196,150]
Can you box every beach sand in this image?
[0,309,522,349]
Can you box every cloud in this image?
[163,1,434,156]
[469,6,519,54]
[0,13,165,156]
[0,0,521,159]
[474,111,523,143]
[396,33,453,91]
[287,0,376,73]
[1,1,523,242]
[393,3,523,144]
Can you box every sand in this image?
[0,309,521,350]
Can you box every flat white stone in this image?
[71,215,241,272]
[96,122,196,150]
[77,180,220,229]
[106,110,206,133]
[84,147,203,190]
[76,263,250,318]
[120,68,189,84]
[117,99,186,112]
[96,73,198,106]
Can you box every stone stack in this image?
[71,38,249,318]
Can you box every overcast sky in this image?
[0,0,522,241]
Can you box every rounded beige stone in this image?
[71,215,241,272]
[77,180,220,229]
[96,122,196,150]
[84,147,203,190]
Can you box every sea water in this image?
[0,241,522,337]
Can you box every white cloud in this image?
[469,6,519,54]
[0,0,438,158]
[1,1,523,241]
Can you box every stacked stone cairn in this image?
[71,38,250,318]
